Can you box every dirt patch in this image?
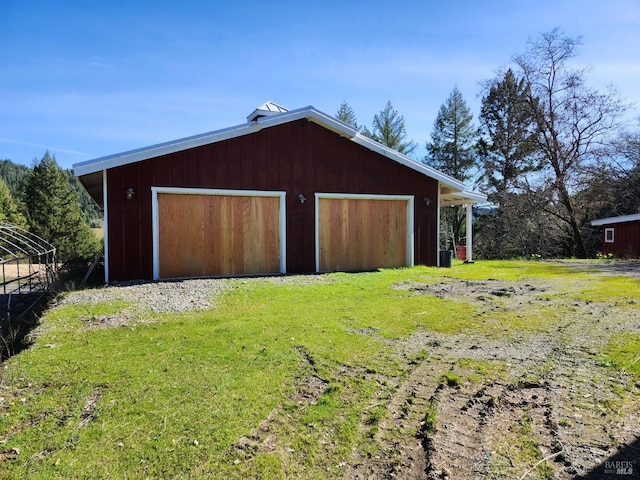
[393,278,545,301]
[348,264,640,479]
[78,387,102,429]
[553,259,640,278]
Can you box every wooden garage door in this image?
[318,196,409,272]
[157,193,281,278]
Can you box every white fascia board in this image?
[74,122,262,176]
[440,187,488,205]
[458,190,488,203]
[72,104,480,204]
[591,213,640,226]
[351,134,467,192]
[307,110,359,137]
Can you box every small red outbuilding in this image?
[74,102,485,282]
[591,213,640,258]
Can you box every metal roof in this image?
[591,213,640,226]
[73,105,487,207]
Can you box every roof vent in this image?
[247,101,289,122]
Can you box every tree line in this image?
[2,30,636,266]
[0,153,100,267]
[336,29,639,259]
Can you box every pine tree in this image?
[336,101,359,130]
[0,160,30,200]
[362,101,416,155]
[474,70,541,258]
[68,171,102,227]
[425,86,477,181]
[425,87,479,247]
[0,177,27,228]
[25,152,99,265]
[478,69,539,196]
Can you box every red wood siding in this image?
[602,221,640,258]
[106,120,439,281]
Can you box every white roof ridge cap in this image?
[254,106,358,138]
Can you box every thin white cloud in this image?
[0,138,93,158]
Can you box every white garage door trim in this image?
[151,187,287,280]
[314,192,414,272]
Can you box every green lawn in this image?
[0,261,638,479]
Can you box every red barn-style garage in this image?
[74,102,485,282]
[591,213,640,258]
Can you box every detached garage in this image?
[591,213,640,258]
[74,102,485,282]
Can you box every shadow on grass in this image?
[0,297,51,361]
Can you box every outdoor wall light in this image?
[125,187,135,200]
[298,194,307,203]
[423,196,431,206]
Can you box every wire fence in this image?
[0,224,57,322]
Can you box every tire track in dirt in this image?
[347,270,640,479]
[345,358,443,479]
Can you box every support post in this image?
[436,186,441,266]
[465,203,473,263]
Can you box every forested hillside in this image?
[0,154,101,265]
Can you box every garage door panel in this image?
[158,192,281,278]
[158,193,205,278]
[318,197,409,272]
[240,196,280,275]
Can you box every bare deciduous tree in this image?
[514,28,628,258]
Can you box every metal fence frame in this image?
[0,224,57,320]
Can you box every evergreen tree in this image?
[25,152,99,265]
[474,70,541,258]
[0,177,27,228]
[425,87,479,247]
[0,158,101,227]
[68,171,102,227]
[336,101,359,130]
[0,159,30,202]
[362,101,416,155]
[425,86,477,181]
[478,69,539,196]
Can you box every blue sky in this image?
[2,0,639,169]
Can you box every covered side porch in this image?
[438,185,487,265]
